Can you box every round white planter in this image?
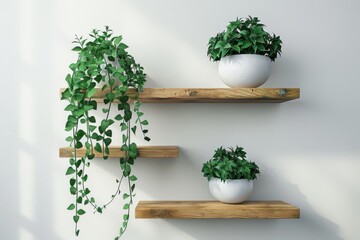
[218,54,271,88]
[98,55,122,87]
[209,178,253,203]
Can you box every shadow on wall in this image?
[92,144,343,240]
[0,0,62,239]
[163,172,343,240]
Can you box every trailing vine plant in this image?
[61,26,150,239]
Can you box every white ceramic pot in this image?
[209,178,253,203]
[98,54,122,87]
[218,54,271,88]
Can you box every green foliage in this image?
[62,26,150,239]
[201,146,260,182]
[207,16,282,62]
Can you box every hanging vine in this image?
[61,26,150,239]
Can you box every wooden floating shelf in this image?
[59,146,179,158]
[60,88,300,103]
[135,200,300,219]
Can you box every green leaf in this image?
[123,203,129,210]
[78,169,84,177]
[102,84,108,92]
[104,138,112,146]
[65,136,73,142]
[61,88,71,100]
[242,40,252,49]
[118,43,128,50]
[131,126,137,134]
[70,178,76,186]
[73,109,85,118]
[82,175,88,182]
[97,207,103,213]
[73,93,84,101]
[95,74,102,82]
[122,134,128,143]
[72,46,82,52]
[73,215,79,223]
[75,129,86,141]
[75,141,83,149]
[105,92,115,101]
[77,209,86,215]
[141,120,149,126]
[83,105,93,111]
[94,143,102,153]
[70,186,76,195]
[240,30,250,36]
[124,110,132,121]
[257,44,266,51]
[105,130,112,137]
[108,56,115,62]
[67,203,75,210]
[129,143,137,152]
[129,175,137,181]
[232,45,241,52]
[121,123,127,131]
[99,119,113,134]
[89,125,96,132]
[128,157,134,165]
[123,193,129,199]
[88,116,96,123]
[104,146,109,156]
[65,104,78,111]
[87,89,97,98]
[75,159,82,168]
[67,115,77,124]
[115,114,123,121]
[114,36,122,46]
[129,150,137,159]
[66,167,76,175]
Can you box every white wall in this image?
[1,0,359,239]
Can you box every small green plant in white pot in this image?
[201,146,260,203]
[207,16,282,88]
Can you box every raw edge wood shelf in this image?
[59,146,179,158]
[60,88,300,103]
[135,201,300,219]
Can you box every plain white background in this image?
[1,0,360,239]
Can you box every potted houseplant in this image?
[62,26,150,239]
[201,146,260,203]
[207,16,283,88]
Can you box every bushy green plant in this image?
[201,146,260,182]
[207,16,282,62]
[61,26,150,239]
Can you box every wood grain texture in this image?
[59,146,179,158]
[135,201,300,219]
[60,88,300,103]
